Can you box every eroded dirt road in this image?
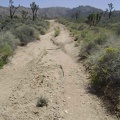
[0,20,117,120]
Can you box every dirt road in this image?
[0,20,117,120]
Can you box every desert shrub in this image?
[91,47,120,92]
[33,26,46,35]
[54,29,60,37]
[80,41,96,59]
[0,44,12,68]
[91,47,120,115]
[14,25,39,45]
[36,96,48,107]
[77,24,87,30]
[0,59,4,68]
[70,24,77,29]
[25,19,49,34]
[0,32,20,49]
[0,17,22,31]
[0,17,49,68]
[74,34,81,41]
[94,33,107,45]
[36,20,49,30]
[80,30,107,59]
[116,26,120,35]
[57,18,68,25]
[39,28,46,35]
[89,27,100,34]
[0,17,49,34]
[81,30,89,38]
[0,32,19,67]
[0,44,12,57]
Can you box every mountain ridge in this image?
[0,5,119,18]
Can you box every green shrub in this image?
[0,32,20,49]
[80,30,107,59]
[81,41,96,56]
[91,47,120,114]
[0,59,4,68]
[81,30,89,38]
[0,17,49,68]
[94,33,107,45]
[77,24,87,30]
[28,23,47,35]
[39,28,46,35]
[0,18,49,35]
[74,34,80,41]
[0,44,12,56]
[116,26,120,35]
[0,44,12,68]
[90,27,100,33]
[0,32,19,68]
[54,29,60,37]
[14,25,39,45]
[36,96,48,107]
[91,47,120,90]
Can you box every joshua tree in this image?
[30,2,39,21]
[108,3,114,19]
[75,11,80,19]
[71,11,80,19]
[104,8,108,17]
[9,0,20,19]
[21,10,28,19]
[87,13,102,26]
[71,14,75,19]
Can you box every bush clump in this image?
[54,29,60,37]
[0,44,12,68]
[80,30,107,59]
[0,32,20,49]
[91,47,120,115]
[14,25,39,45]
[36,96,48,107]
[0,32,20,67]
[0,17,49,68]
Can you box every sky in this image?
[0,0,120,10]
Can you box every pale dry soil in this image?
[0,20,118,120]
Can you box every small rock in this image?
[68,97,70,99]
[64,110,68,114]
[80,94,83,96]
[82,102,85,105]
[33,111,39,115]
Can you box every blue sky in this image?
[0,0,120,10]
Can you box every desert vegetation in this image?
[0,0,120,119]
[58,5,120,116]
[0,1,49,68]
[54,27,60,37]
[36,96,48,107]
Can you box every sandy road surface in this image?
[0,20,117,120]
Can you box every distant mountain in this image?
[0,6,70,18]
[69,6,103,18]
[38,7,70,18]
[39,6,103,18]
[2,5,119,19]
